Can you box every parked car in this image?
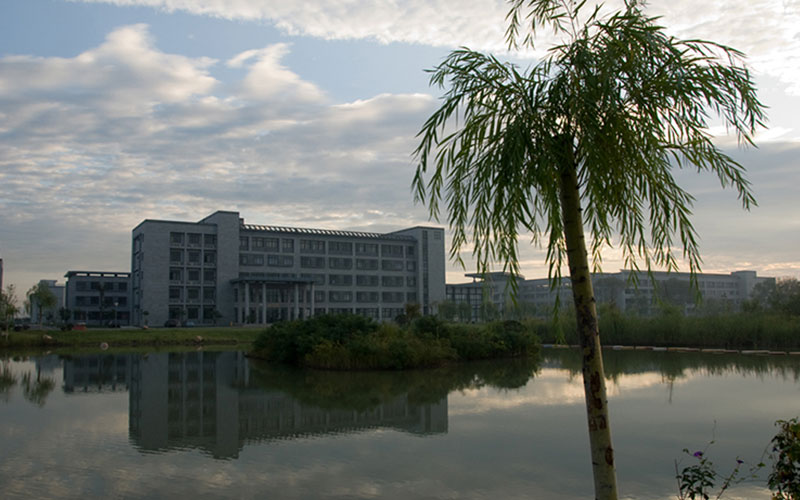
[164,319,179,327]
[181,321,195,328]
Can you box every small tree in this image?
[413,1,764,497]
[26,282,57,327]
[0,285,19,335]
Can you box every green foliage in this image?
[414,0,764,288]
[0,285,19,332]
[768,418,800,499]
[251,313,540,370]
[536,309,800,350]
[676,447,759,500]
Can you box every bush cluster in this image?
[250,314,540,370]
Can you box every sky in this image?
[1,0,800,300]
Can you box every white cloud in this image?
[68,1,800,94]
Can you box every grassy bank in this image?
[250,314,540,370]
[0,326,262,353]
[530,308,800,350]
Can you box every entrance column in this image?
[310,283,315,318]
[293,284,300,320]
[262,283,267,325]
[244,282,250,324]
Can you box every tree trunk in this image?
[558,145,619,500]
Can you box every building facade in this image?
[64,271,132,326]
[446,269,774,319]
[131,211,445,327]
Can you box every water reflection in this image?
[0,350,796,499]
[58,351,535,459]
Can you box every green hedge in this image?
[250,314,540,369]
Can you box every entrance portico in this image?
[231,277,316,325]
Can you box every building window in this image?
[170,249,183,264]
[188,250,201,264]
[381,276,404,287]
[118,282,128,292]
[356,275,379,287]
[203,234,217,247]
[169,268,183,282]
[329,257,352,270]
[406,246,415,257]
[203,269,216,283]
[407,276,417,287]
[381,244,404,258]
[382,292,404,303]
[329,274,353,286]
[300,239,326,254]
[282,239,294,253]
[169,287,182,301]
[188,233,201,246]
[187,307,199,320]
[328,241,352,255]
[240,254,264,266]
[240,236,249,250]
[355,243,378,256]
[407,292,417,302]
[267,255,294,267]
[381,260,404,271]
[300,256,325,269]
[407,261,416,271]
[187,287,200,301]
[356,259,378,270]
[203,287,215,301]
[329,291,353,303]
[170,232,184,245]
[356,291,379,303]
[203,252,216,265]
[300,273,325,285]
[76,281,88,291]
[187,268,200,282]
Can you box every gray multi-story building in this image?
[131,211,445,327]
[446,269,774,319]
[64,271,132,326]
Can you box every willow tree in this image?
[412,1,764,498]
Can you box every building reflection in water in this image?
[91,351,451,459]
[62,354,131,394]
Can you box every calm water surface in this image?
[1,349,798,499]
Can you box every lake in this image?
[1,349,798,499]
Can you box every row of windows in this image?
[170,249,216,265]
[238,237,415,258]
[169,287,217,302]
[73,296,128,307]
[169,268,217,283]
[293,274,417,287]
[233,288,417,304]
[328,291,414,303]
[74,281,128,292]
[168,306,220,322]
[170,232,217,247]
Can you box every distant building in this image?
[28,279,66,323]
[64,271,132,326]
[446,269,774,318]
[131,211,445,327]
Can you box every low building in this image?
[445,269,774,318]
[64,271,132,326]
[131,211,446,327]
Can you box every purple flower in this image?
[693,451,704,458]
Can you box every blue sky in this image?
[1,0,800,298]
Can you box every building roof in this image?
[240,224,415,241]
